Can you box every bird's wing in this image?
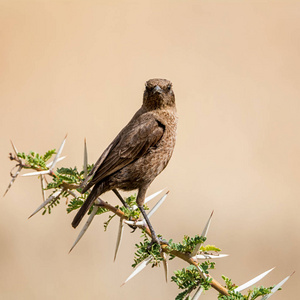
[80,141,115,190]
[83,115,164,191]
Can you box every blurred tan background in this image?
[1,1,299,299]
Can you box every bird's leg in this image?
[136,186,160,246]
[112,189,137,231]
[113,189,129,208]
[138,204,160,245]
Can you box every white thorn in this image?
[3,165,22,197]
[40,176,46,202]
[235,267,275,292]
[22,170,50,177]
[121,256,152,286]
[10,140,19,156]
[261,272,294,299]
[46,156,66,168]
[201,210,214,238]
[132,188,166,210]
[69,204,98,253]
[146,191,169,219]
[124,220,145,227]
[67,189,78,198]
[145,188,166,204]
[195,264,207,280]
[192,286,203,300]
[191,211,214,257]
[196,254,228,260]
[114,218,124,261]
[83,138,88,179]
[28,189,62,218]
[49,134,67,171]
[161,252,168,282]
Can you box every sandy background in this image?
[1,1,299,299]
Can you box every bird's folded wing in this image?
[83,116,164,191]
[80,142,115,190]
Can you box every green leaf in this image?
[169,235,206,254]
[200,245,221,252]
[43,149,56,162]
[132,235,163,268]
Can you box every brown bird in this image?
[72,78,177,244]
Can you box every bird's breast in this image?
[110,109,177,190]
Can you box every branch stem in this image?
[97,200,229,296]
[8,153,228,296]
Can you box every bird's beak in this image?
[152,85,163,94]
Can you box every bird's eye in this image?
[167,84,172,91]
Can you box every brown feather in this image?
[73,78,177,231]
[84,116,164,191]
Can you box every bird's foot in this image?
[129,225,137,233]
[128,217,138,233]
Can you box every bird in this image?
[72,78,177,244]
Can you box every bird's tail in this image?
[72,183,102,228]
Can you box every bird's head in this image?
[143,78,175,111]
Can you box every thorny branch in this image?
[7,147,229,296]
[9,152,79,190]
[5,139,292,299]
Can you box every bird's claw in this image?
[128,217,138,232]
[129,225,137,233]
